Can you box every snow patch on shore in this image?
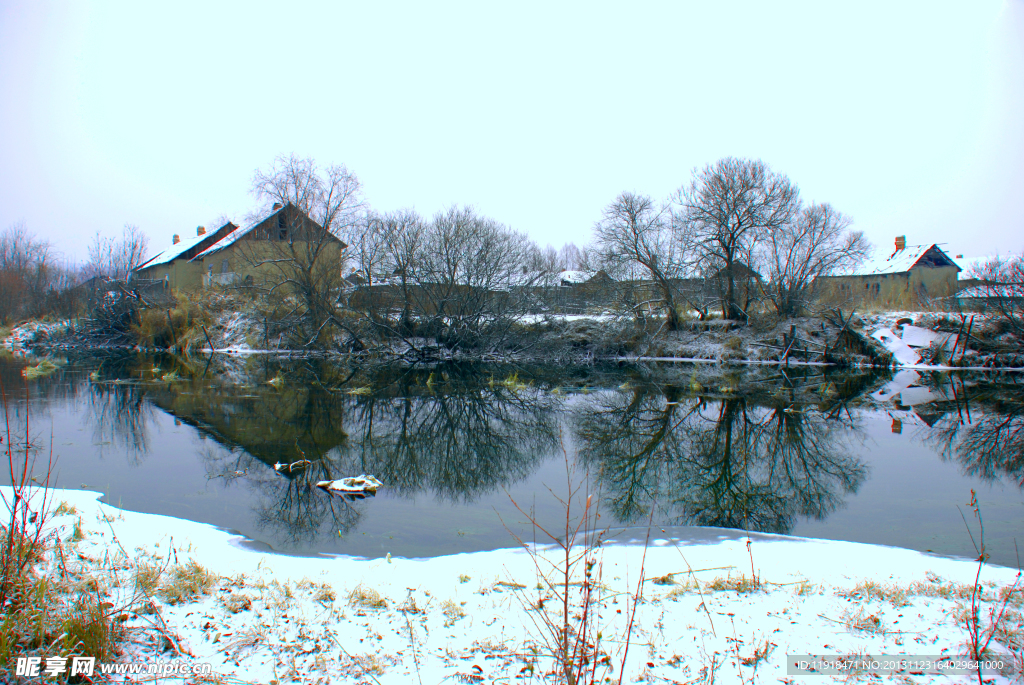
[13,486,1022,684]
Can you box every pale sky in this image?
[2,1,1023,264]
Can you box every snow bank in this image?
[12,486,1022,684]
[1,320,70,351]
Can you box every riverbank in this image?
[6,307,1024,371]
[5,486,1021,683]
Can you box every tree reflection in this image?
[87,381,153,463]
[926,377,1024,486]
[574,386,868,534]
[158,362,560,546]
[337,373,559,502]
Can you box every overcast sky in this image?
[2,1,1022,264]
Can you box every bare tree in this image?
[242,155,365,349]
[594,192,685,330]
[969,253,1024,334]
[412,206,534,350]
[344,209,427,338]
[0,222,58,323]
[559,242,593,272]
[379,209,425,335]
[674,158,801,319]
[252,155,363,234]
[758,203,871,317]
[87,224,149,281]
[527,243,562,274]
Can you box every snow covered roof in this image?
[192,204,342,261]
[193,225,247,261]
[558,270,594,284]
[138,225,235,270]
[854,244,959,276]
[192,206,286,261]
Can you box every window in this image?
[221,259,229,274]
[277,214,287,241]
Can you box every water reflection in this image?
[87,381,153,463]
[926,376,1024,486]
[94,359,564,544]
[3,354,1022,560]
[574,384,868,534]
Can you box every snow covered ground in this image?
[1,320,70,352]
[10,486,1022,684]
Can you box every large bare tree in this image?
[243,155,365,349]
[252,155,363,235]
[758,203,871,317]
[413,205,534,350]
[674,158,801,319]
[594,192,686,330]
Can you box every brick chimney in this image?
[272,202,283,211]
[197,226,206,236]
[173,234,180,245]
[895,235,906,251]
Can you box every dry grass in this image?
[907,579,974,601]
[21,359,61,380]
[347,584,387,609]
[344,652,386,677]
[398,594,423,614]
[665,579,700,600]
[441,598,466,627]
[705,574,761,594]
[838,580,910,608]
[219,591,253,614]
[157,560,217,604]
[60,596,124,662]
[133,560,162,596]
[842,606,888,634]
[68,517,85,542]
[132,294,215,352]
[313,584,336,604]
[53,501,77,516]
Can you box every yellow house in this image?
[134,204,346,293]
[815,237,961,306]
[133,222,239,290]
[191,203,346,291]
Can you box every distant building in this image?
[556,270,614,288]
[815,236,961,305]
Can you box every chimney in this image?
[272,202,283,211]
[172,234,180,245]
[895,235,906,251]
[197,226,206,236]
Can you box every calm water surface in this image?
[2,355,1022,566]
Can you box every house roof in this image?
[192,204,343,261]
[558,270,594,284]
[138,225,234,270]
[192,206,287,261]
[855,244,960,276]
